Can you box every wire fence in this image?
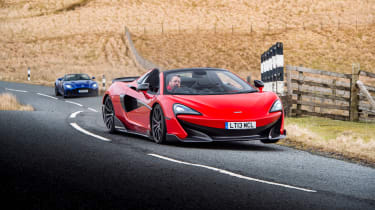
[125,15,375,36]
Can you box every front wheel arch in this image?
[102,94,109,105]
[103,96,116,133]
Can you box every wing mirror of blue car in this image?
[254,80,264,92]
[58,78,63,81]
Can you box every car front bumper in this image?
[65,88,98,97]
[166,116,286,142]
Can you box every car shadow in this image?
[165,141,283,152]
[111,130,283,152]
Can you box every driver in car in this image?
[167,75,181,92]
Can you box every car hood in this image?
[171,92,279,119]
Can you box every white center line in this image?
[6,88,28,93]
[70,111,83,118]
[88,107,98,112]
[148,153,317,193]
[37,93,58,100]
[70,123,111,142]
[65,100,83,107]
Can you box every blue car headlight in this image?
[269,99,282,113]
[92,83,98,88]
[173,104,201,116]
[65,84,73,89]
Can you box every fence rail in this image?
[284,65,375,122]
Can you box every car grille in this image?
[178,118,281,140]
[67,88,96,96]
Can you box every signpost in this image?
[260,42,284,95]
[27,67,30,81]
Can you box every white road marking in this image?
[148,153,317,193]
[6,88,28,93]
[88,107,98,112]
[70,123,111,142]
[65,100,83,107]
[70,111,83,118]
[37,93,58,100]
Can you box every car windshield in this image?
[65,74,91,81]
[164,69,256,95]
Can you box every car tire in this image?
[103,97,116,133]
[151,104,166,144]
[260,139,280,144]
[55,85,60,96]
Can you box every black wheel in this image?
[103,97,116,133]
[62,88,68,98]
[55,85,60,96]
[151,104,166,144]
[260,139,280,144]
[260,127,280,144]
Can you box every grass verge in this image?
[0,93,34,111]
[282,116,375,167]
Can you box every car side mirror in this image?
[137,83,149,91]
[254,80,264,92]
[254,80,264,88]
[58,78,63,81]
[92,76,95,80]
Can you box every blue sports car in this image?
[55,73,99,98]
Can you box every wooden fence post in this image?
[296,70,304,117]
[285,66,293,117]
[332,79,337,105]
[247,76,251,84]
[287,66,292,95]
[349,64,360,121]
[311,86,315,113]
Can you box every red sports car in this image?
[102,68,286,144]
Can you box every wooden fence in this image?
[284,65,375,121]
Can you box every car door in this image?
[124,69,159,134]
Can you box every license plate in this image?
[78,89,88,93]
[225,121,256,129]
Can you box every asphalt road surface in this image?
[0,81,374,210]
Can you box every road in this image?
[0,81,374,210]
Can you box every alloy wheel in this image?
[103,97,116,133]
[152,105,166,144]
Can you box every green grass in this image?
[285,116,375,142]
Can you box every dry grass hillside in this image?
[0,0,374,85]
[0,93,34,111]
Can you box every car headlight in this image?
[65,84,72,89]
[92,83,97,88]
[270,99,282,113]
[173,104,201,115]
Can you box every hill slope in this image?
[0,0,374,84]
